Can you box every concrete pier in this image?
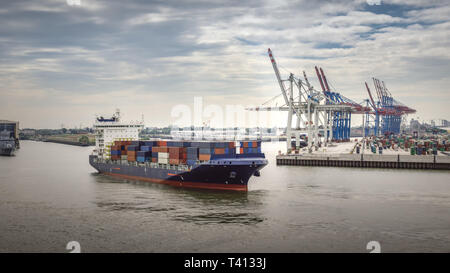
[276,154,450,170]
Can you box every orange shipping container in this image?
[228,142,235,148]
[240,148,244,154]
[214,148,225,154]
[157,141,167,146]
[153,147,168,153]
[199,154,211,161]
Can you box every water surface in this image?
[0,141,449,252]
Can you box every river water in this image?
[0,140,449,252]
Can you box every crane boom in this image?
[315,66,326,92]
[372,78,383,103]
[267,48,289,106]
[303,71,310,87]
[382,81,391,97]
[365,82,377,110]
[320,67,331,91]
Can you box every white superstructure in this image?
[93,109,144,159]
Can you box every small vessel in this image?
[89,110,268,191]
[0,130,16,156]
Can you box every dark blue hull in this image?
[0,148,15,156]
[89,155,267,191]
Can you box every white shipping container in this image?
[158,152,169,159]
[158,158,169,164]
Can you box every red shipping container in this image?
[168,147,181,155]
[228,142,235,148]
[151,158,157,163]
[169,147,186,159]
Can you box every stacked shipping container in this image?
[364,135,449,155]
[239,141,262,154]
[109,140,261,166]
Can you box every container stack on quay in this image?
[108,140,262,166]
[363,134,449,156]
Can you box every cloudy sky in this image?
[0,0,449,128]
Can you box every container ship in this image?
[0,120,19,156]
[0,130,16,156]
[89,110,268,191]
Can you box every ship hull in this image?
[89,155,267,191]
[0,148,15,156]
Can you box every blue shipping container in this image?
[186,159,197,166]
[187,147,198,154]
[137,156,150,163]
[137,151,150,157]
[199,148,212,154]
[197,142,214,148]
[142,141,156,147]
[127,145,138,151]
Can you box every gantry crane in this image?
[363,78,416,136]
[248,48,364,153]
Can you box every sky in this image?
[0,0,449,129]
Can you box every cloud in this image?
[0,0,449,128]
[126,7,184,25]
